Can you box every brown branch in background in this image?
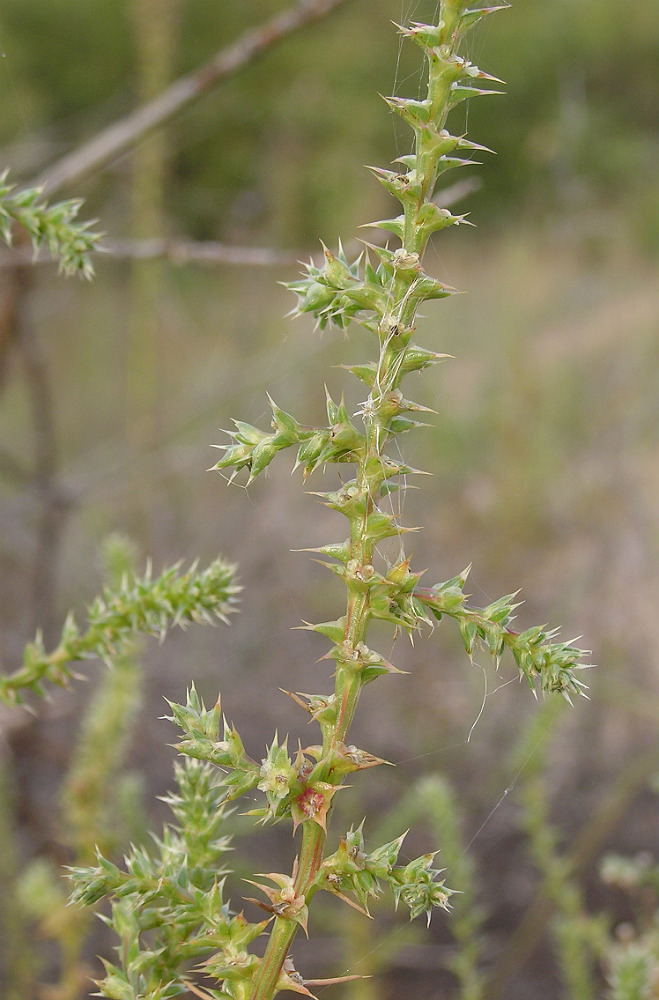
[0,240,292,270]
[108,238,296,267]
[0,179,481,271]
[35,0,354,198]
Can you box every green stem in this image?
[333,669,363,746]
[249,9,487,996]
[248,823,325,1000]
[248,917,297,1000]
[249,466,378,999]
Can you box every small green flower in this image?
[257,735,295,815]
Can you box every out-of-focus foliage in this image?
[0,169,101,278]
[0,555,238,706]
[0,0,656,245]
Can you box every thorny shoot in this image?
[68,5,591,1000]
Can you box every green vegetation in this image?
[0,169,100,277]
[0,1,656,998]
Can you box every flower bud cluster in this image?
[244,871,309,933]
[212,390,364,483]
[318,823,453,925]
[168,684,262,801]
[170,688,389,831]
[287,241,453,336]
[307,549,427,640]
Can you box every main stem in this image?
[249,824,325,999]
[249,8,473,996]
[248,369,409,1000]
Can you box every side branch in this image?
[0,557,239,706]
[414,581,591,702]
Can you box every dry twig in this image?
[35,0,354,198]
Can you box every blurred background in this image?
[0,0,657,997]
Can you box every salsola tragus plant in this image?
[68,4,591,998]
